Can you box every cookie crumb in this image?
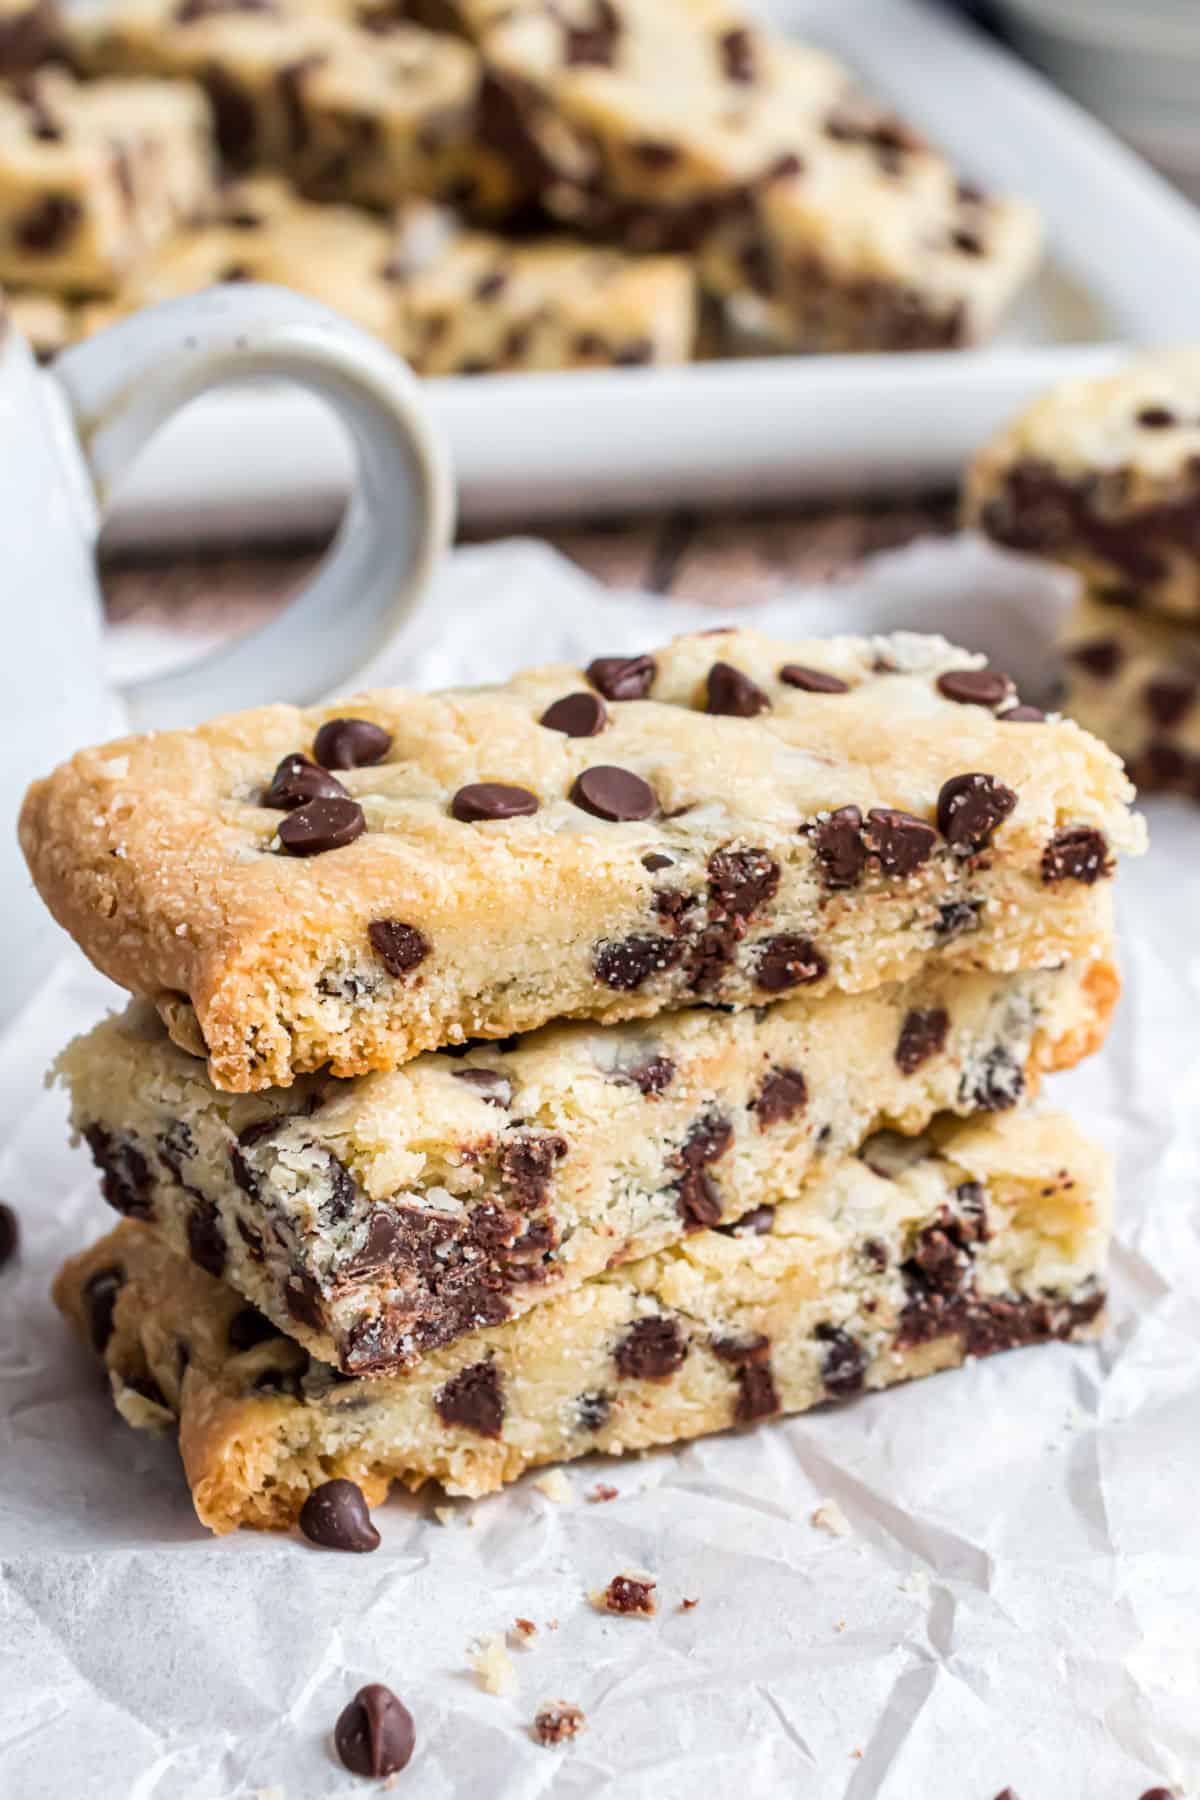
[533,1469,572,1504]
[470,1634,518,1696]
[811,1498,851,1538]
[545,1618,559,1631]
[510,1618,538,1650]
[587,1482,619,1503]
[590,1572,657,1617]
[679,1596,699,1611]
[533,1701,587,1747]
[433,1503,460,1527]
[834,1619,846,1633]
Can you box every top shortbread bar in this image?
[20,628,1144,1092]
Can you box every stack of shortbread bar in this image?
[21,627,1145,1535]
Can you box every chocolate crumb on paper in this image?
[587,1482,619,1503]
[591,1572,657,1617]
[533,1701,588,1747]
[811,1498,852,1538]
[680,1597,700,1612]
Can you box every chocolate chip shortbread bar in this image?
[1060,595,1200,799]
[54,1109,1111,1527]
[58,955,1116,1374]
[0,69,216,293]
[965,350,1200,622]
[21,628,1143,1092]
[462,0,1041,350]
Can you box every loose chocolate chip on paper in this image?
[815,1322,867,1397]
[228,1305,280,1352]
[435,1358,504,1437]
[453,1068,513,1107]
[540,691,607,736]
[754,1066,807,1127]
[895,1007,949,1075]
[705,661,769,718]
[997,704,1045,723]
[595,933,682,989]
[863,807,937,875]
[779,663,849,693]
[0,1202,18,1268]
[313,716,392,769]
[814,805,866,888]
[756,934,827,992]
[334,1683,415,1777]
[615,1314,687,1380]
[368,918,429,977]
[572,765,656,821]
[585,653,656,701]
[937,773,1016,854]
[936,668,1014,708]
[1039,827,1112,885]
[83,1265,124,1353]
[299,1478,380,1553]
[277,797,366,855]
[451,782,539,822]
[263,753,348,809]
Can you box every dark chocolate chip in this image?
[435,1358,504,1437]
[707,845,780,917]
[450,782,539,822]
[576,1390,611,1431]
[621,1055,675,1095]
[498,1134,566,1208]
[186,1200,226,1277]
[705,661,769,718]
[338,1210,401,1280]
[1065,638,1123,680]
[717,1203,775,1237]
[710,1331,769,1365]
[201,65,258,164]
[299,1478,380,1553]
[935,899,982,939]
[814,805,866,888]
[157,1119,195,1182]
[276,797,366,855]
[595,933,682,989]
[334,1683,415,1777]
[84,1126,153,1220]
[0,1202,17,1269]
[1137,407,1176,429]
[83,1265,124,1353]
[997,705,1045,723]
[563,4,618,68]
[675,1167,722,1229]
[228,1306,280,1352]
[754,1066,807,1127]
[368,919,429,977]
[756,934,827,992]
[641,852,673,871]
[1144,676,1197,729]
[895,1007,949,1075]
[614,338,654,368]
[263,753,348,810]
[718,23,755,81]
[16,192,81,253]
[863,807,938,875]
[779,663,849,693]
[1040,827,1112,885]
[632,138,678,168]
[615,1314,687,1380]
[285,1271,324,1330]
[936,773,1017,854]
[967,1045,1025,1112]
[936,668,1014,708]
[313,717,392,769]
[540,691,607,736]
[734,1361,780,1423]
[453,1068,513,1107]
[681,1112,732,1167]
[815,1322,867,1398]
[571,765,656,821]
[951,227,985,255]
[585,653,656,701]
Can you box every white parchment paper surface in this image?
[1,537,1197,1800]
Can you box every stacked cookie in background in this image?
[0,0,1044,370]
[966,348,1200,801]
[21,627,1145,1535]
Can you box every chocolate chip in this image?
[863,807,937,875]
[937,773,1016,854]
[83,1265,124,1353]
[498,1134,567,1209]
[563,1,618,68]
[705,661,769,718]
[814,805,866,888]
[710,1331,769,1364]
[285,1271,324,1330]
[277,797,366,855]
[576,1390,611,1431]
[895,1007,949,1075]
[997,704,1045,723]
[201,65,258,164]
[453,1068,512,1107]
[718,23,755,80]
[641,852,673,871]
[967,1045,1024,1111]
[615,1315,686,1380]
[1137,406,1176,429]
[1040,827,1111,885]
[313,717,392,770]
[718,1203,775,1237]
[342,1210,403,1278]
[0,1203,17,1269]
[756,934,827,992]
[815,1323,866,1397]
[84,1126,153,1220]
[1144,676,1197,729]
[186,1200,226,1277]
[595,933,681,989]
[16,192,81,253]
[586,653,656,701]
[228,1306,280,1351]
[936,668,1014,708]
[435,1358,504,1437]
[263,753,348,810]
[1065,638,1123,680]
[368,919,428,977]
[540,691,607,736]
[675,1166,721,1228]
[632,139,677,168]
[707,845,779,917]
[572,765,656,822]
[621,1055,675,1095]
[754,1066,807,1127]
[734,1362,780,1423]
[451,782,539,822]
[935,899,982,939]
[681,1112,732,1167]
[334,1683,415,1777]
[779,663,849,693]
[299,1478,380,1553]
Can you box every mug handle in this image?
[49,282,455,732]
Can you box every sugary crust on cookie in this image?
[53,1108,1112,1530]
[20,628,1143,1092]
[57,953,1116,1373]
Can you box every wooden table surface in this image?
[100,493,959,641]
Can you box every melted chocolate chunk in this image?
[576,1390,611,1431]
[815,1322,867,1398]
[277,796,366,855]
[936,667,1014,708]
[313,716,392,769]
[368,918,429,977]
[1066,638,1123,680]
[586,653,656,701]
[935,899,982,939]
[710,1331,769,1364]
[453,1067,513,1107]
[641,851,673,872]
[285,1271,324,1330]
[299,1478,380,1552]
[615,1314,687,1380]
[334,1683,415,1778]
[0,1202,17,1269]
[756,934,827,992]
[705,661,770,717]
[451,782,539,822]
[754,1066,807,1127]
[498,1134,566,1209]
[562,0,619,67]
[620,1055,675,1095]
[84,1126,153,1221]
[779,663,849,693]
[342,1210,403,1278]
[681,1112,732,1167]
[1040,828,1112,885]
[540,691,607,736]
[863,807,937,875]
[594,933,682,989]
[228,1305,280,1351]
[936,773,1016,854]
[707,845,780,919]
[186,1200,226,1277]
[734,1361,780,1423]
[572,765,656,821]
[83,1265,124,1353]
[895,1007,949,1075]
[814,806,866,888]
[967,1045,1025,1112]
[435,1358,504,1437]
[236,1218,264,1263]
[674,1166,722,1229]
[157,1119,195,1182]
[263,754,348,810]
[717,1203,776,1237]
[201,65,258,165]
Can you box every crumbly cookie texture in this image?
[1060,594,1200,800]
[67,0,521,217]
[21,627,1144,1093]
[58,955,1116,1374]
[0,68,216,294]
[53,1108,1112,1530]
[462,0,1041,350]
[964,349,1200,622]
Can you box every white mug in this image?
[2,281,454,1023]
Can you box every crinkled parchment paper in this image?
[2,538,1197,1799]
